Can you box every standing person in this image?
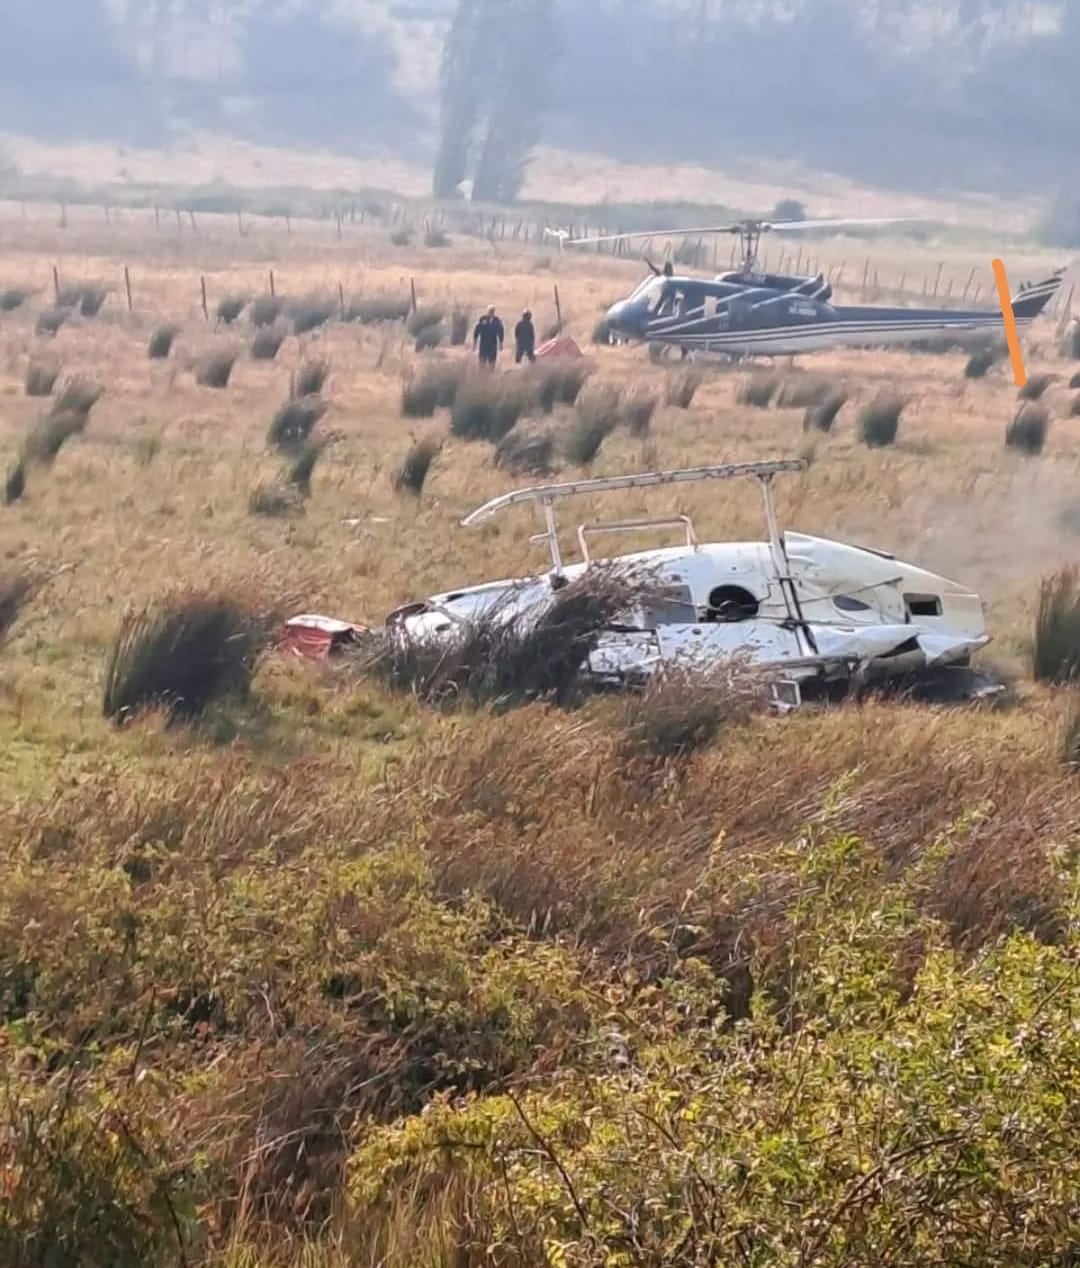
[473,304,504,368]
[514,309,536,364]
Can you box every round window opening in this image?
[707,585,760,622]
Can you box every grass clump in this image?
[620,388,659,436]
[1033,566,1080,683]
[775,375,831,409]
[251,295,285,327]
[290,298,336,336]
[424,225,451,248]
[35,307,69,336]
[1061,325,1080,359]
[102,588,277,725]
[268,398,328,453]
[965,347,999,378]
[195,349,237,389]
[366,567,650,710]
[346,296,411,326]
[530,361,591,413]
[1061,691,1080,770]
[389,228,412,247]
[251,326,286,361]
[592,316,613,345]
[4,460,26,504]
[249,482,304,518]
[401,362,467,418]
[22,412,88,468]
[666,369,703,408]
[1019,372,1054,402]
[615,667,754,762]
[450,307,470,346]
[215,294,247,325]
[1069,371,1080,390]
[804,391,848,434]
[737,371,781,408]
[0,568,42,639]
[450,376,529,443]
[859,394,906,448]
[564,384,620,465]
[392,437,441,496]
[406,306,445,338]
[58,282,107,317]
[414,323,445,352]
[1070,395,1080,418]
[495,428,556,477]
[148,323,179,360]
[1005,404,1049,455]
[293,357,330,398]
[52,376,104,421]
[0,287,30,312]
[286,436,334,495]
[24,360,60,397]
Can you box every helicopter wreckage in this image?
[282,461,1003,710]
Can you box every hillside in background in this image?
[2,0,1078,204]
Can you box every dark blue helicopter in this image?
[565,218,1065,359]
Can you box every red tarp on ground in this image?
[279,615,369,661]
[535,335,583,359]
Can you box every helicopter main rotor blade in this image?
[561,216,921,248]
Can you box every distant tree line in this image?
[433,0,561,203]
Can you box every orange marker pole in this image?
[992,259,1027,388]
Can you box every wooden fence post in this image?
[124,265,133,312]
[52,265,60,302]
[269,270,276,298]
[554,284,563,334]
[338,281,346,318]
[201,277,209,321]
[410,278,418,313]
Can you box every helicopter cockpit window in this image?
[634,279,668,315]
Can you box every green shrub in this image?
[859,394,906,447]
[1005,404,1049,455]
[1033,566,1080,683]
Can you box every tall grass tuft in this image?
[775,375,831,409]
[22,412,88,467]
[58,283,107,317]
[1061,691,1080,770]
[0,568,41,639]
[0,287,29,312]
[249,482,304,518]
[564,384,621,465]
[148,323,179,360]
[1070,395,1080,418]
[290,298,336,336]
[392,437,441,496]
[251,295,285,328]
[450,307,470,346]
[402,362,467,417]
[1070,371,1080,390]
[268,398,328,453]
[965,348,999,379]
[859,394,906,448]
[415,324,445,352]
[1033,566,1080,683]
[293,357,330,398]
[102,589,278,725]
[52,376,103,421]
[592,317,613,345]
[407,306,445,337]
[804,391,848,434]
[621,389,658,437]
[216,294,247,325]
[615,668,755,762]
[251,326,286,361]
[495,428,556,477]
[35,307,69,336]
[1061,325,1080,359]
[25,360,60,397]
[195,350,237,389]
[287,434,337,495]
[666,369,703,409]
[737,371,781,408]
[364,567,652,710]
[1019,372,1054,402]
[4,460,26,504]
[450,376,529,442]
[346,296,411,326]
[529,361,590,411]
[1006,404,1049,455]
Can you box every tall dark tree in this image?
[433,0,560,204]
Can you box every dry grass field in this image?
[1,205,1079,1267]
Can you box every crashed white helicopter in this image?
[284,461,1000,708]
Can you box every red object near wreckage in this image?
[279,614,369,661]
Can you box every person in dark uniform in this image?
[473,305,504,368]
[514,308,536,363]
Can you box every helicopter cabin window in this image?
[729,297,754,330]
[706,585,760,623]
[905,593,943,618]
[833,594,873,613]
